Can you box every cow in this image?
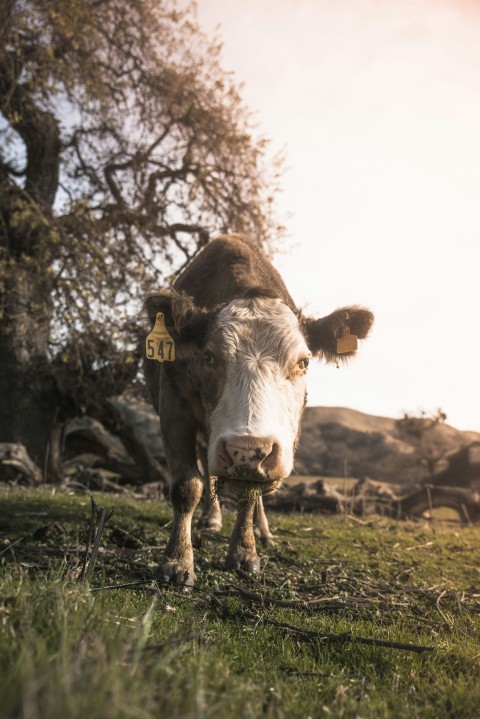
[144,234,373,590]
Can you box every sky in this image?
[196,0,480,432]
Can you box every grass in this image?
[1,486,480,719]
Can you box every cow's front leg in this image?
[226,497,260,573]
[156,370,202,591]
[199,474,222,531]
[156,474,203,591]
[254,496,275,547]
[197,443,222,532]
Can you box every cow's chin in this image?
[219,476,283,498]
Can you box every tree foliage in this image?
[0,0,283,470]
[396,409,449,479]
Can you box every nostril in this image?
[250,444,272,464]
[261,442,280,471]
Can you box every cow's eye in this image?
[298,358,310,371]
[204,350,215,366]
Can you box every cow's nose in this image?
[219,436,279,477]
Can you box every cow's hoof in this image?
[225,552,260,573]
[198,515,222,532]
[260,535,276,548]
[154,559,195,592]
[254,529,276,547]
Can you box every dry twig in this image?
[79,496,113,581]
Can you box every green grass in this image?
[1,487,480,719]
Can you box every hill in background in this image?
[295,406,480,484]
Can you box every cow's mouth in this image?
[218,476,283,498]
[220,464,273,481]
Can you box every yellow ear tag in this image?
[146,312,175,362]
[336,327,358,354]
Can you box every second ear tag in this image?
[145,312,175,362]
[336,327,358,354]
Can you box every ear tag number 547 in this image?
[146,312,176,362]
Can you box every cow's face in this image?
[201,297,310,488]
[145,290,373,492]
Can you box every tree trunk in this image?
[0,262,58,471]
[0,55,62,472]
[47,420,66,483]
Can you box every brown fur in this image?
[304,306,374,363]
[174,234,298,311]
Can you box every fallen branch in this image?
[262,479,480,524]
[215,584,344,611]
[91,581,153,592]
[0,443,42,484]
[216,583,401,612]
[241,611,434,653]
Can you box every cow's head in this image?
[145,290,373,493]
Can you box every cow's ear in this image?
[304,306,374,362]
[144,289,211,359]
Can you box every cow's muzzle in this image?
[214,436,282,481]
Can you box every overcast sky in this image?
[196,0,480,431]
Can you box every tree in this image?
[396,409,449,479]
[0,0,283,479]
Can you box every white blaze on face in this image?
[207,297,311,480]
